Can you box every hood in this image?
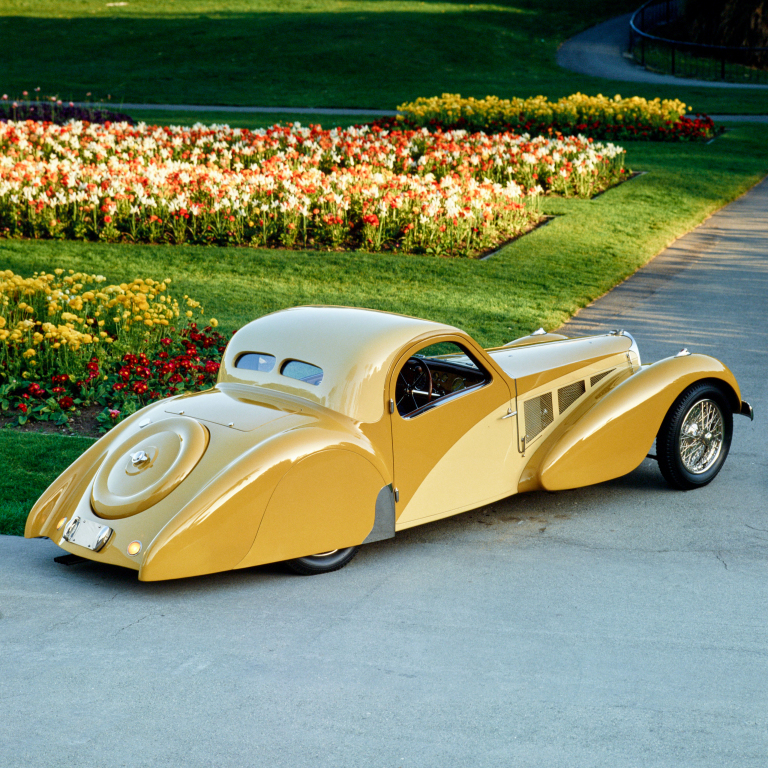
[488,334,632,395]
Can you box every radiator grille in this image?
[590,369,615,387]
[524,392,554,442]
[558,380,586,414]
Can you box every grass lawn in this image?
[0,432,96,536]
[2,0,767,117]
[1,121,767,535]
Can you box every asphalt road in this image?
[2,181,767,767]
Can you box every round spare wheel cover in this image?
[92,417,209,519]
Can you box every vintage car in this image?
[26,306,753,579]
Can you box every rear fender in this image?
[139,424,388,581]
[533,354,741,491]
[238,448,386,569]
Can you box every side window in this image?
[395,341,490,417]
[281,359,324,386]
[235,353,276,372]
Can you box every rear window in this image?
[281,359,323,386]
[235,353,276,372]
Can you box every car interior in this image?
[395,342,490,418]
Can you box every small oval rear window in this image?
[281,359,323,386]
[235,353,276,372]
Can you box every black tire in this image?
[285,546,359,576]
[657,382,733,490]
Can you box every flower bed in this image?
[392,93,716,142]
[0,121,626,259]
[0,269,224,430]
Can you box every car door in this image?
[388,335,518,529]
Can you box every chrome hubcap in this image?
[679,399,724,474]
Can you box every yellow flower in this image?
[23,348,36,358]
[210,318,219,327]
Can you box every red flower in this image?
[27,383,45,398]
[18,403,28,413]
[131,381,148,395]
[58,396,74,409]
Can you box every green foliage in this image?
[685,0,768,49]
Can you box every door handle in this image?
[501,409,517,420]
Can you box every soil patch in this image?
[0,406,103,438]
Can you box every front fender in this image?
[535,354,742,491]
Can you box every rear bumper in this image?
[740,401,754,421]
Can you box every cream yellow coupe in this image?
[26,306,753,579]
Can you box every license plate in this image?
[62,516,113,552]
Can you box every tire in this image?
[656,382,733,490]
[285,546,359,575]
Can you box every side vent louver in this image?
[590,369,615,387]
[524,392,554,442]
[558,380,586,414]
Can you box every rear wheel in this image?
[285,546,359,575]
[657,382,732,490]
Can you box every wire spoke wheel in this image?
[679,399,724,474]
[657,383,733,490]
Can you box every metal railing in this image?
[629,0,768,83]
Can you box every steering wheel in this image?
[395,357,433,416]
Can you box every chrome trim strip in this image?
[363,484,396,544]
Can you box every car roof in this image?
[219,306,458,422]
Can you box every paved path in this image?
[558,12,768,89]
[1,182,767,766]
